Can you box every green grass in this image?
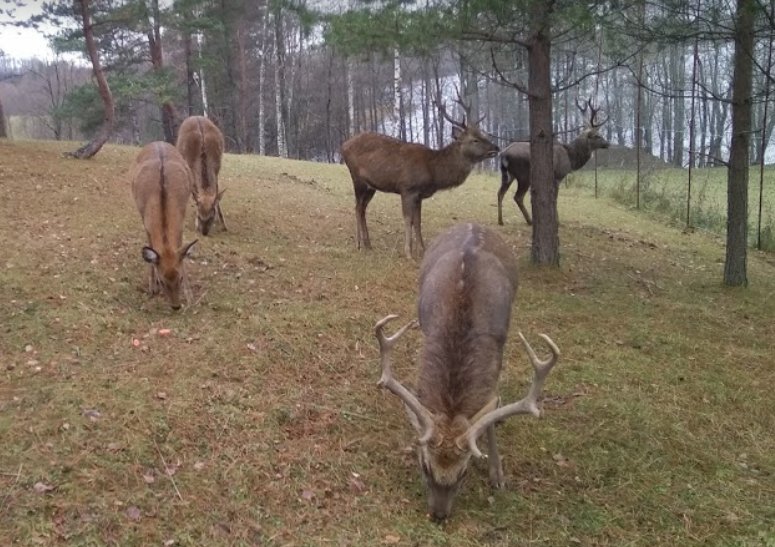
[1,139,774,546]
[568,164,775,251]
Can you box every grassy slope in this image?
[0,139,773,546]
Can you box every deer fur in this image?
[374,223,559,521]
[176,115,226,235]
[341,125,499,259]
[130,141,197,310]
[497,128,609,225]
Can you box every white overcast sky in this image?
[0,2,55,60]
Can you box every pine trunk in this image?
[69,0,114,159]
[528,2,559,267]
[724,0,754,287]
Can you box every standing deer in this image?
[341,106,499,259]
[176,115,227,235]
[374,223,560,521]
[498,99,609,225]
[131,142,198,310]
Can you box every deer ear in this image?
[180,239,198,260]
[142,246,160,265]
[451,124,466,140]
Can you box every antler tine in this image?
[576,98,607,129]
[457,333,560,458]
[374,315,436,445]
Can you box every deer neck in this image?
[564,138,593,171]
[428,143,475,189]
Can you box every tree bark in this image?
[528,1,559,267]
[724,0,754,287]
[148,0,177,143]
[69,0,114,159]
[0,96,7,138]
[274,8,288,158]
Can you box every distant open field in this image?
[567,159,775,251]
[1,139,773,546]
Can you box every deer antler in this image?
[458,333,560,458]
[374,315,436,445]
[576,97,608,129]
[435,83,485,129]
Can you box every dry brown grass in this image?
[1,138,774,546]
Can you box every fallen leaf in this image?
[158,329,171,337]
[82,408,101,421]
[155,392,167,400]
[349,477,366,494]
[193,461,205,471]
[383,534,401,544]
[142,472,155,484]
[163,540,176,547]
[125,506,142,521]
[300,489,315,502]
[106,442,123,452]
[33,482,55,494]
[246,343,257,352]
[24,344,33,353]
[165,463,179,476]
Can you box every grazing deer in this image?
[374,223,560,521]
[498,99,609,225]
[130,142,198,310]
[176,115,226,235]
[341,105,499,259]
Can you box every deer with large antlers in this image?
[374,223,560,521]
[498,99,609,225]
[341,100,499,259]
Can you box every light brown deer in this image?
[374,223,560,521]
[176,115,226,236]
[498,99,609,225]
[130,141,197,310]
[341,106,499,259]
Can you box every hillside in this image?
[1,139,773,546]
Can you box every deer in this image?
[373,222,560,521]
[497,99,609,226]
[341,102,499,259]
[130,141,198,310]
[176,115,227,236]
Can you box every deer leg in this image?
[514,177,532,226]
[486,424,504,489]
[148,265,161,295]
[354,182,375,250]
[412,198,424,255]
[216,202,228,231]
[401,192,420,259]
[497,173,515,226]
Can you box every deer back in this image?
[416,223,518,424]
[176,116,225,228]
[131,142,194,305]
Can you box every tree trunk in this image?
[273,9,288,158]
[257,11,268,156]
[0,96,7,138]
[69,0,114,159]
[724,0,754,287]
[148,0,177,143]
[672,46,686,167]
[528,1,559,267]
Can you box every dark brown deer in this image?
[374,223,560,521]
[176,115,226,236]
[130,142,198,310]
[341,106,499,259]
[498,99,609,225]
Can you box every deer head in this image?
[374,314,559,521]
